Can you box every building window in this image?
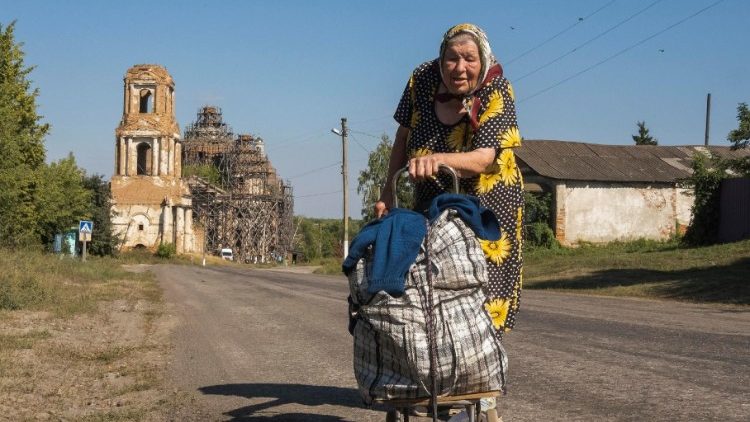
[137,143,152,175]
[138,224,144,231]
[139,89,153,113]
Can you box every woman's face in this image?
[441,38,481,95]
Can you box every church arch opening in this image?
[139,89,153,113]
[136,142,152,175]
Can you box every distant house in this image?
[515,140,750,245]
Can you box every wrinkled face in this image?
[441,37,482,95]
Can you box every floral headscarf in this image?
[439,23,498,95]
[438,23,503,130]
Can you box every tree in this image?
[0,21,50,246]
[632,121,658,145]
[35,154,91,246]
[292,217,365,261]
[724,101,750,181]
[681,154,727,246]
[82,173,120,256]
[727,102,750,150]
[182,163,222,186]
[357,134,413,221]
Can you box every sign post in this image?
[79,220,93,262]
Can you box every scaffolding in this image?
[183,106,294,263]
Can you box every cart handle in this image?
[392,164,459,208]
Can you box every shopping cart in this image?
[350,165,505,422]
[381,391,501,421]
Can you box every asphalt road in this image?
[155,264,750,421]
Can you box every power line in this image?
[506,0,618,65]
[518,0,726,104]
[348,133,372,154]
[265,130,329,153]
[515,0,664,83]
[287,161,340,179]
[349,130,383,140]
[296,189,342,199]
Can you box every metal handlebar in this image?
[391,164,459,208]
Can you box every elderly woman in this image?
[376,23,524,333]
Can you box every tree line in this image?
[0,21,117,254]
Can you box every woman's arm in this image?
[375,125,410,218]
[408,147,495,180]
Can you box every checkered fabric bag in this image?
[348,210,507,404]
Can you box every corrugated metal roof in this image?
[516,140,750,183]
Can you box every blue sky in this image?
[3,0,748,218]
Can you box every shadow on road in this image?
[199,383,367,421]
[528,256,750,304]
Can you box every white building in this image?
[516,140,750,246]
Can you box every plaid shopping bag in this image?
[348,210,507,404]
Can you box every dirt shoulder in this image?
[0,263,183,421]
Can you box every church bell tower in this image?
[110,64,196,253]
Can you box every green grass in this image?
[524,238,750,304]
[116,248,193,265]
[0,248,158,317]
[311,257,344,275]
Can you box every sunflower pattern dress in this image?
[394,59,524,332]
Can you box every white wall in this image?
[556,181,694,244]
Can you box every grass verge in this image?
[311,257,344,275]
[524,238,750,304]
[310,237,750,304]
[0,248,158,316]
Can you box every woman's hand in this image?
[374,200,389,219]
[408,154,444,180]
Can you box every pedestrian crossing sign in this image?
[79,221,93,233]
[79,220,93,241]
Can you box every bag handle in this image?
[391,164,459,208]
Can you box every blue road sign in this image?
[79,220,93,234]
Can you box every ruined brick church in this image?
[109,64,294,259]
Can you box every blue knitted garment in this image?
[427,193,500,240]
[342,208,426,296]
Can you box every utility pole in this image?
[331,118,349,258]
[704,93,711,146]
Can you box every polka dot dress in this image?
[394,59,524,332]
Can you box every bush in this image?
[525,222,559,249]
[681,155,728,246]
[155,243,176,258]
[523,192,558,249]
[524,192,552,224]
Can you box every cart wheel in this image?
[386,409,402,422]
